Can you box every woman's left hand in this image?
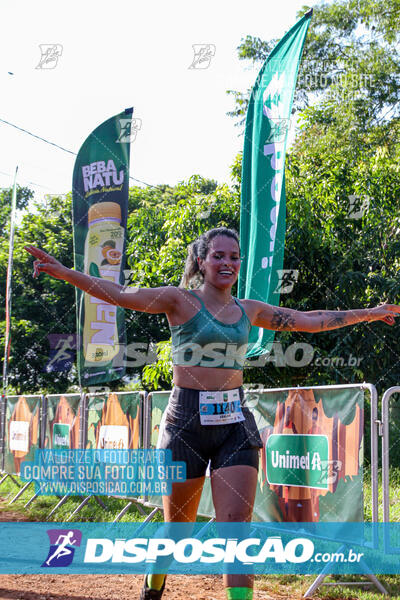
[369,304,400,325]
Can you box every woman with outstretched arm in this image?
[25,227,399,600]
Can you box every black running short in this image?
[156,386,263,480]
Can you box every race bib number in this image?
[199,389,245,425]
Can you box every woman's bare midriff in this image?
[172,365,243,391]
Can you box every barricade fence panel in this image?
[3,395,43,476]
[0,391,143,492]
[385,390,400,471]
[145,385,369,523]
[249,386,364,522]
[0,394,6,472]
[381,387,400,554]
[84,391,142,451]
[81,391,143,503]
[44,394,82,450]
[144,391,170,512]
[148,391,170,450]
[0,385,377,529]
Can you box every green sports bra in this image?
[169,290,252,370]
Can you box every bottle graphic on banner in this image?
[9,396,38,475]
[83,202,124,365]
[97,393,129,450]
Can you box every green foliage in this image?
[126,174,237,290]
[0,176,238,393]
[142,340,173,391]
[2,0,400,402]
[0,192,77,394]
[277,104,400,394]
[126,174,239,391]
[227,0,400,126]
[0,185,33,236]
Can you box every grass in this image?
[0,474,210,523]
[0,475,162,522]
[257,574,400,599]
[1,469,400,598]
[363,468,400,522]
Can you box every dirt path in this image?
[0,574,300,600]
[0,498,315,599]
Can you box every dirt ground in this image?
[0,574,290,600]
[0,499,311,600]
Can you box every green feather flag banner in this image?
[72,109,133,386]
[239,11,313,358]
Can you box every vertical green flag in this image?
[2,166,18,395]
[239,11,312,358]
[72,108,133,386]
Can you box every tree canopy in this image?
[1,0,400,396]
[227,0,400,126]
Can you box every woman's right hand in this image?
[24,245,68,280]
[24,244,179,314]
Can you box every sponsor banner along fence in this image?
[251,386,364,522]
[2,395,43,475]
[0,385,380,526]
[0,392,142,478]
[84,391,141,452]
[144,386,364,522]
[44,394,81,450]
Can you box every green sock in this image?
[226,587,253,600]
[148,574,166,591]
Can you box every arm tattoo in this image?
[326,313,346,329]
[308,309,367,333]
[271,309,296,331]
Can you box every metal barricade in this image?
[381,386,400,555]
[141,383,385,596]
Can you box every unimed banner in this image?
[239,11,312,358]
[149,388,364,522]
[44,395,81,450]
[72,108,133,386]
[251,387,364,522]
